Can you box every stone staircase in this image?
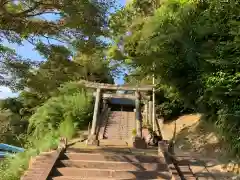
[101,111,136,146]
[48,148,172,180]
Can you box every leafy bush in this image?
[53,82,87,97]
[0,110,81,180]
[0,130,60,180]
[110,0,240,154]
[156,84,193,120]
[0,82,94,179]
[28,90,93,139]
[59,117,76,140]
[0,109,26,145]
[132,129,137,136]
[201,72,240,155]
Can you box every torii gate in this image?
[79,80,156,143]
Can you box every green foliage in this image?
[0,1,115,179]
[0,83,94,179]
[0,0,116,92]
[124,72,190,120]
[110,0,240,154]
[28,131,60,153]
[28,88,93,139]
[0,0,115,146]
[4,44,113,95]
[132,128,137,136]
[59,117,76,140]
[156,84,192,120]
[55,82,86,96]
[0,151,36,180]
[0,98,23,114]
[73,50,114,84]
[0,85,93,179]
[0,0,115,44]
[0,108,28,146]
[0,131,60,180]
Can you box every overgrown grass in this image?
[28,90,93,139]
[0,86,93,180]
[59,117,76,140]
[0,131,60,180]
[0,118,79,180]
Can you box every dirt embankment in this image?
[161,114,240,177]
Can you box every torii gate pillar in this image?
[91,88,101,135]
[135,91,142,138]
[133,91,147,149]
[88,88,101,145]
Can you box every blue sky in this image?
[0,0,126,99]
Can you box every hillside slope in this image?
[161,114,240,178]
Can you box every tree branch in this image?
[25,11,62,18]
[10,1,41,17]
[41,35,66,44]
[0,0,9,6]
[0,0,62,18]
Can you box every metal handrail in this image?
[158,141,186,180]
[0,143,24,154]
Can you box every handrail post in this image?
[158,141,186,180]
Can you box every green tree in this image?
[0,0,116,91]
[109,0,240,154]
[28,84,93,139]
[0,0,117,146]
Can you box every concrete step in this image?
[62,153,165,163]
[104,135,132,139]
[66,148,134,155]
[50,176,166,180]
[105,134,131,137]
[50,178,128,180]
[104,130,128,132]
[102,137,129,140]
[50,177,119,180]
[105,126,132,129]
[105,133,129,136]
[106,132,129,134]
[58,160,168,171]
[108,115,122,118]
[100,140,129,146]
[51,168,172,179]
[105,131,129,134]
[104,137,129,139]
[105,111,136,142]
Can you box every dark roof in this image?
[109,98,135,106]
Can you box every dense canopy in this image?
[109,0,240,154]
[0,1,239,179]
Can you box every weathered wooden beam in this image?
[93,92,135,99]
[93,92,151,100]
[79,80,154,91]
